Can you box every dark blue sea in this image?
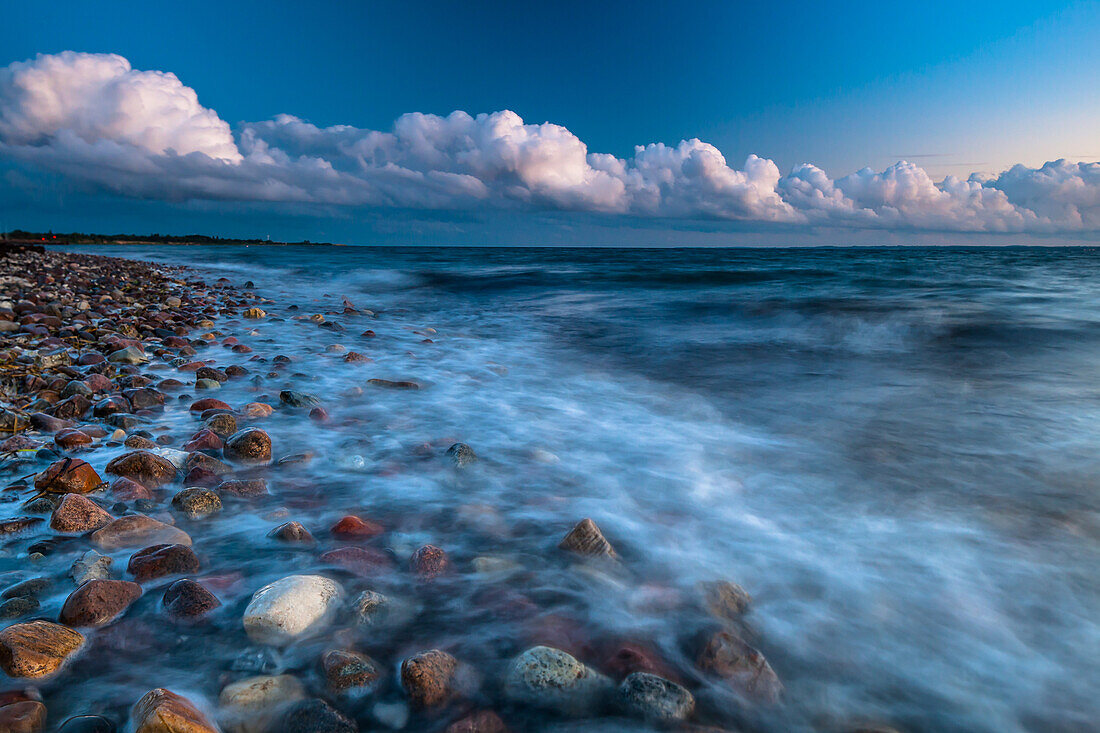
[65,245,1100,731]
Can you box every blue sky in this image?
[2,1,1098,244]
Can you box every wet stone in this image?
[131,688,217,733]
[559,518,617,558]
[618,672,695,722]
[411,544,450,581]
[58,579,142,628]
[104,450,177,488]
[280,390,321,408]
[128,543,201,582]
[330,515,383,539]
[322,649,382,695]
[696,631,783,705]
[2,578,51,600]
[0,700,47,733]
[57,715,117,733]
[49,494,114,533]
[92,515,192,550]
[444,710,508,733]
[171,487,222,519]
[502,646,613,717]
[217,479,268,498]
[243,575,343,645]
[34,458,102,495]
[446,442,477,467]
[0,596,40,620]
[0,621,85,678]
[278,698,357,733]
[218,674,305,733]
[400,649,460,709]
[163,579,221,619]
[70,550,112,584]
[223,427,272,464]
[268,521,315,544]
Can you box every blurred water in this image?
[52,244,1100,731]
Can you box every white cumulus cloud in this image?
[1,52,1099,234]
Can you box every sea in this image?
[52,244,1100,731]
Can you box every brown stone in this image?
[401,649,459,708]
[411,544,450,581]
[701,580,751,621]
[268,521,315,544]
[105,450,177,488]
[34,458,102,495]
[330,515,383,539]
[53,428,92,450]
[58,579,142,628]
[162,579,220,619]
[559,518,616,558]
[445,710,509,733]
[697,631,783,704]
[128,544,200,581]
[0,517,44,535]
[322,649,382,694]
[110,476,152,501]
[49,494,114,533]
[92,515,192,550]
[131,688,218,733]
[202,413,237,440]
[216,478,268,497]
[181,428,222,453]
[0,700,47,732]
[188,398,231,413]
[223,427,272,464]
[0,621,84,678]
[242,402,273,418]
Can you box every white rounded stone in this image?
[242,574,343,645]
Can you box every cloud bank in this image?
[2,51,1098,234]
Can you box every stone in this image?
[322,649,382,695]
[92,515,192,550]
[603,643,678,683]
[218,675,305,733]
[195,379,221,391]
[109,476,151,501]
[0,597,40,620]
[696,631,783,704]
[278,699,356,733]
[559,518,617,558]
[2,578,50,600]
[57,715,116,733]
[163,579,220,619]
[243,308,266,319]
[49,494,114,533]
[353,590,390,627]
[189,398,230,413]
[217,479,267,497]
[131,688,217,733]
[279,390,320,408]
[223,428,272,464]
[242,575,343,645]
[105,451,177,488]
[444,710,508,733]
[70,550,112,584]
[34,458,102,495]
[171,487,222,519]
[701,580,751,621]
[242,402,273,418]
[410,544,450,581]
[128,544,201,581]
[446,442,477,467]
[58,579,142,628]
[0,700,46,733]
[181,429,222,453]
[107,346,146,364]
[330,515,383,539]
[124,435,158,449]
[400,650,460,709]
[0,621,84,678]
[320,547,394,577]
[0,517,44,535]
[502,646,613,717]
[267,521,314,544]
[54,428,93,450]
[618,672,694,722]
[368,379,420,390]
[202,413,238,440]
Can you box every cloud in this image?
[1,51,1099,234]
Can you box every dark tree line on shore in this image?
[2,230,330,246]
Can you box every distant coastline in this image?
[1,229,340,247]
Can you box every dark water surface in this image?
[56,245,1100,731]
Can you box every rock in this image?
[70,550,112,584]
[400,650,460,709]
[189,397,231,413]
[49,494,114,533]
[696,631,782,704]
[322,649,382,695]
[195,366,228,384]
[330,515,383,539]
[243,308,266,319]
[218,675,305,733]
[0,700,46,732]
[0,517,44,535]
[368,379,420,390]
[104,450,177,488]
[181,429,223,453]
[131,688,217,733]
[163,579,220,619]
[183,451,233,477]
[242,402,273,419]
[267,521,315,544]
[410,544,450,581]
[309,407,329,422]
[34,458,102,495]
[109,476,151,501]
[92,515,192,550]
[217,479,267,497]
[124,435,158,449]
[107,346,146,364]
[279,390,320,408]
[444,710,508,733]
[502,646,613,717]
[559,518,617,558]
[54,428,93,450]
[223,428,272,464]
[603,644,679,683]
[278,699,357,733]
[0,597,40,619]
[0,621,84,678]
[701,580,751,621]
[128,544,201,581]
[618,672,694,722]
[195,379,221,391]
[446,442,477,467]
[2,578,50,600]
[58,579,142,628]
[353,590,390,627]
[171,487,222,519]
[320,547,394,577]
[242,575,343,645]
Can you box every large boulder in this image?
[0,621,84,678]
[242,575,343,645]
[502,646,613,717]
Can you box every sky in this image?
[1,0,1099,245]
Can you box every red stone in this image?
[330,515,383,539]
